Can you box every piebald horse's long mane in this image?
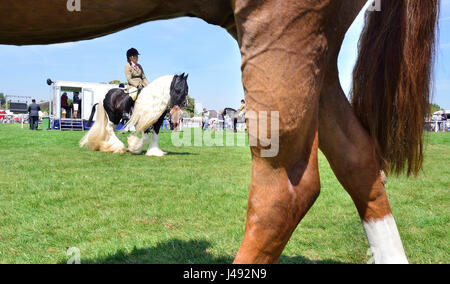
[125,73,189,133]
[124,75,174,133]
[125,73,189,155]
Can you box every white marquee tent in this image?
[50,80,120,121]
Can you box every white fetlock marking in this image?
[145,130,166,157]
[128,132,149,154]
[149,130,158,149]
[145,147,166,157]
[363,215,409,264]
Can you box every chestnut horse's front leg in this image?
[232,0,337,264]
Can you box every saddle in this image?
[123,86,139,101]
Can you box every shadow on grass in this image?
[76,239,348,264]
[133,151,199,156]
[165,151,199,156]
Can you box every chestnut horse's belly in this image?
[0,0,235,45]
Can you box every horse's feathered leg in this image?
[145,130,166,157]
[127,132,149,154]
[145,113,167,157]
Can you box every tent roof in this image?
[53,80,119,89]
[434,110,450,115]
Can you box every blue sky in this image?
[0,1,449,111]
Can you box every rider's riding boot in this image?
[122,95,134,121]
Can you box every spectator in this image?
[73,92,82,118]
[202,108,209,131]
[219,109,225,130]
[28,99,40,130]
[442,110,447,132]
[61,92,70,118]
[436,112,442,132]
[167,116,174,130]
[161,114,169,131]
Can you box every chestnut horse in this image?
[1,0,439,264]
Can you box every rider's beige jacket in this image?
[125,63,149,89]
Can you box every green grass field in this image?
[0,124,448,264]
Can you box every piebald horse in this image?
[223,108,240,132]
[80,74,189,156]
[1,0,439,264]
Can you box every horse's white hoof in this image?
[145,148,166,157]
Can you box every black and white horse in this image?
[80,74,189,155]
[223,107,239,132]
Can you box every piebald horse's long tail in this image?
[79,103,126,153]
[86,103,98,127]
[351,0,440,176]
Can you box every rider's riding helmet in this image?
[126,48,140,59]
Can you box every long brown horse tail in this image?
[351,0,440,176]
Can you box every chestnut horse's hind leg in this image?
[232,0,335,264]
[318,65,408,264]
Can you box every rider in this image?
[239,99,246,116]
[122,48,149,120]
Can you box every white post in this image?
[49,85,53,130]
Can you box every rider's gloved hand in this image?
[137,85,144,91]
